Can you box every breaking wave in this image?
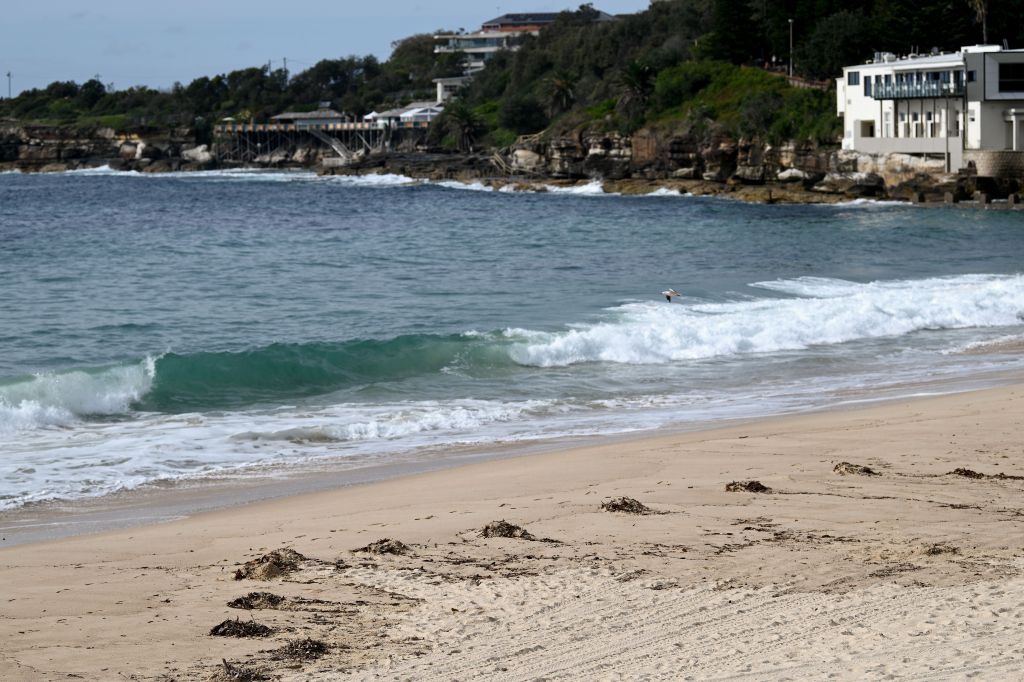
[510,274,1024,367]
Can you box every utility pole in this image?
[283,57,288,82]
[788,19,794,78]
[5,72,10,99]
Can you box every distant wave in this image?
[541,180,614,196]
[44,167,714,199]
[828,198,909,207]
[64,164,139,176]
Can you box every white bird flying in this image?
[662,289,681,302]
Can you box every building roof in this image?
[368,101,442,119]
[433,75,472,85]
[481,10,614,28]
[846,45,1024,73]
[271,108,345,121]
[481,13,561,27]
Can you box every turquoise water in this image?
[2,168,1023,509]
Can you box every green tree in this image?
[966,0,988,43]
[441,99,481,152]
[616,60,654,120]
[545,71,576,116]
[794,11,870,80]
[499,95,548,134]
[76,79,107,110]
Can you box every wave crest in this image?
[510,275,1024,367]
[0,358,155,432]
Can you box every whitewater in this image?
[1,169,1023,510]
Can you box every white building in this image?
[364,101,443,128]
[433,11,614,103]
[434,14,569,74]
[433,75,472,104]
[399,102,444,124]
[836,45,1024,175]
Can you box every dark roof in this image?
[271,108,345,121]
[481,10,614,28]
[481,13,560,27]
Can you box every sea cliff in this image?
[0,124,215,173]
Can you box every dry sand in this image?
[2,385,1024,680]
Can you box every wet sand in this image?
[2,384,1024,680]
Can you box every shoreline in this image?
[2,381,1024,678]
[6,160,1023,209]
[3,363,1021,548]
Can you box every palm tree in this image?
[443,99,480,153]
[967,0,988,43]
[616,61,655,120]
[545,71,576,117]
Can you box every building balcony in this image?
[872,81,965,99]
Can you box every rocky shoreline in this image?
[4,122,1022,207]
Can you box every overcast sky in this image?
[2,1,650,96]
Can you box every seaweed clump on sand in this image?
[600,496,653,514]
[227,592,287,610]
[948,468,986,479]
[233,548,306,581]
[947,467,1024,481]
[924,543,960,556]
[211,659,269,682]
[725,480,771,493]
[833,462,879,476]
[209,618,273,638]
[352,538,412,555]
[480,520,536,540]
[272,637,330,661]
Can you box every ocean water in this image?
[1,168,1023,510]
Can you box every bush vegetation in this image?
[1,0,1019,148]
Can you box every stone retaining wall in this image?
[964,150,1024,178]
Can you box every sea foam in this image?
[0,358,155,433]
[510,275,1024,367]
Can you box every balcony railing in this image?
[872,81,965,99]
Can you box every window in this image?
[998,63,1024,92]
[967,70,977,82]
[848,71,860,85]
[864,78,872,96]
[940,71,950,83]
[884,74,892,85]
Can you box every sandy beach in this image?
[2,384,1023,680]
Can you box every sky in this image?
[1,1,651,96]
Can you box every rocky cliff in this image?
[6,121,1017,203]
[504,128,1018,201]
[0,125,216,173]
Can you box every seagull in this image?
[662,288,681,302]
